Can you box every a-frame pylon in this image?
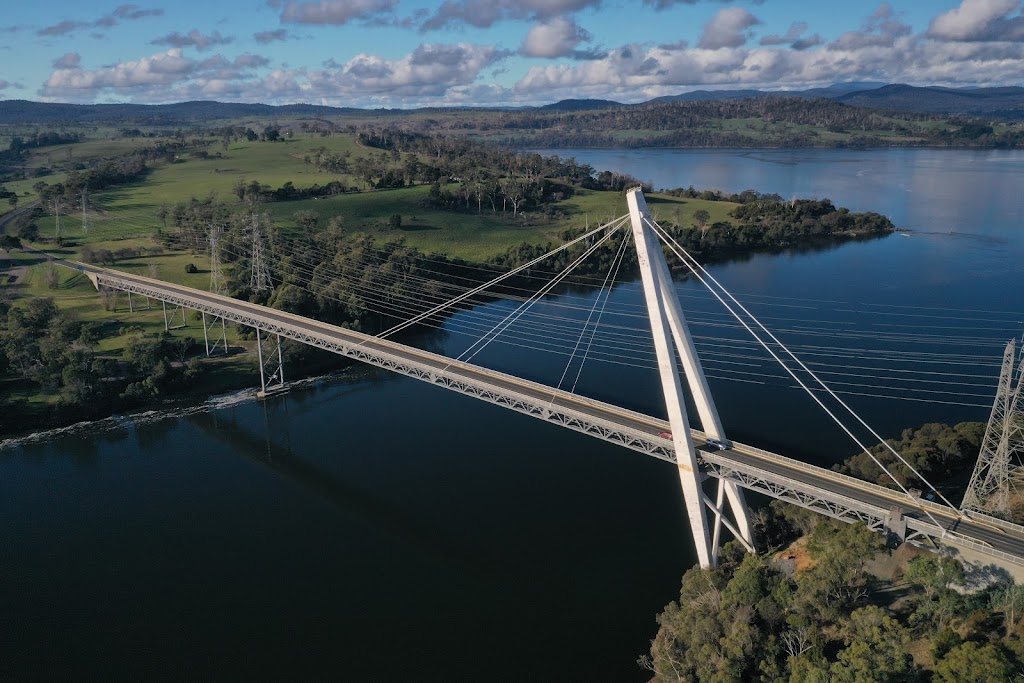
[962,340,1024,517]
[627,188,754,568]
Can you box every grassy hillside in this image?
[11,131,732,262]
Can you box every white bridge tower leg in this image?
[627,188,754,568]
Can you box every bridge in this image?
[66,188,1024,573]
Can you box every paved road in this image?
[0,200,40,236]
[71,260,1024,568]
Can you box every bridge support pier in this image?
[627,188,753,568]
[203,312,228,356]
[162,300,187,331]
[256,328,285,397]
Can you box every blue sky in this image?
[1,0,1022,107]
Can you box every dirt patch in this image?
[774,537,815,577]
[865,542,927,582]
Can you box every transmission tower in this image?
[208,221,225,294]
[249,213,274,292]
[962,340,1024,517]
[52,197,63,241]
[80,188,89,234]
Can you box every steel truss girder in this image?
[704,458,888,531]
[91,273,677,457]
[88,270,1024,569]
[701,452,1024,566]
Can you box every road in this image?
[69,259,1024,569]
[0,200,39,236]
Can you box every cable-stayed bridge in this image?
[63,188,1024,573]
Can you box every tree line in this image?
[456,96,1024,149]
[0,295,204,433]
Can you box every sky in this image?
[1,0,1023,108]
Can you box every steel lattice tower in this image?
[249,213,274,292]
[52,197,63,241]
[962,340,1024,517]
[80,189,89,234]
[208,221,225,294]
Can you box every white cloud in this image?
[698,7,761,49]
[760,22,822,50]
[312,43,508,97]
[39,48,274,101]
[830,3,912,50]
[254,29,289,44]
[279,0,397,25]
[152,30,234,51]
[44,49,195,93]
[643,0,764,7]
[53,52,82,69]
[513,10,1024,103]
[37,6,162,36]
[421,0,601,31]
[520,17,592,58]
[928,0,1024,42]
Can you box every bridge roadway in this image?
[74,261,1024,569]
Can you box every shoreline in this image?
[0,364,372,449]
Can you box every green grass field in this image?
[13,131,736,264]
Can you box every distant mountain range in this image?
[2,83,1023,124]
[835,84,1024,118]
[648,83,1024,118]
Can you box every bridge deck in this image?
[72,260,1024,568]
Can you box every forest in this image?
[644,515,1024,683]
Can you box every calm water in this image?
[3,149,1023,680]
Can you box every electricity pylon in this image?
[249,213,274,292]
[52,197,63,241]
[80,188,89,234]
[962,340,1024,517]
[209,221,225,294]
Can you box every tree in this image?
[8,195,17,209]
[933,642,1014,683]
[388,213,402,230]
[694,209,711,239]
[293,210,320,233]
[793,522,885,622]
[904,556,964,599]
[989,582,1024,636]
[0,235,21,250]
[44,262,60,289]
[830,606,917,683]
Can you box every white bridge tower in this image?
[627,188,754,568]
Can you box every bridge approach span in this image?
[77,262,1024,569]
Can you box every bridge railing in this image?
[963,510,1024,536]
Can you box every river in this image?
[2,149,1022,680]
